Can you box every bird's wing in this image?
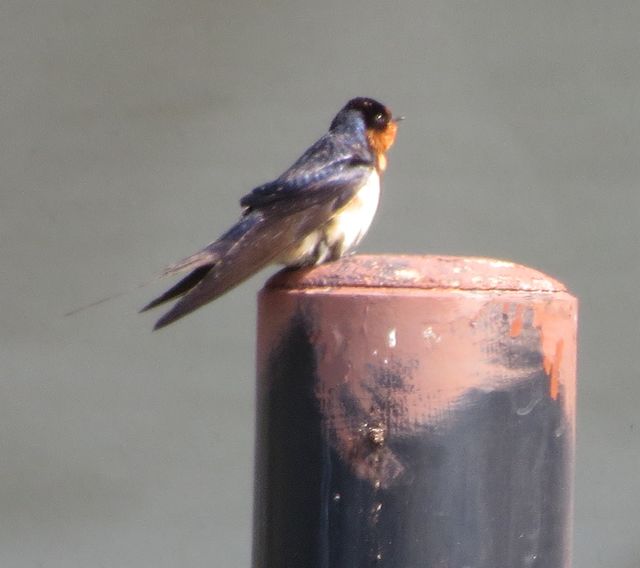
[145,161,373,329]
[240,132,373,211]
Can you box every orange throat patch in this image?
[366,121,398,173]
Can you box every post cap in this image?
[265,254,567,293]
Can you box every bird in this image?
[141,97,401,329]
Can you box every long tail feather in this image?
[139,265,213,312]
[145,199,339,329]
[151,215,283,329]
[160,249,219,277]
[152,251,273,330]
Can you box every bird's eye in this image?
[373,112,387,127]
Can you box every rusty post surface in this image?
[253,255,578,568]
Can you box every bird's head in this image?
[331,97,402,171]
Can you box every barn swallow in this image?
[142,97,400,329]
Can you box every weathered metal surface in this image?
[265,254,566,293]
[253,255,577,568]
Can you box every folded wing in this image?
[143,157,372,329]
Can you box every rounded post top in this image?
[265,254,568,294]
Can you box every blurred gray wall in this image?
[2,1,638,566]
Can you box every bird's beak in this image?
[393,115,405,123]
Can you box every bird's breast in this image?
[326,169,380,254]
[278,170,380,266]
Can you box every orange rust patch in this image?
[547,339,564,400]
[533,302,574,403]
[509,304,524,338]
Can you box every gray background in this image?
[2,1,638,566]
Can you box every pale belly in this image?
[278,170,380,266]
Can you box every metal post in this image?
[253,255,577,568]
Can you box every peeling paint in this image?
[256,255,578,568]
